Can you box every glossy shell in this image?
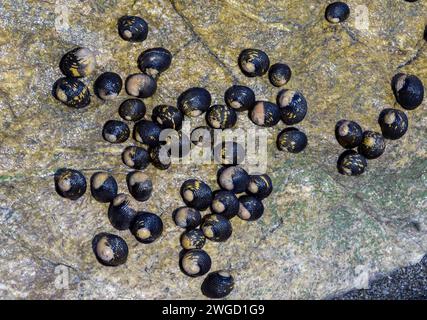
[180,179,213,210]
[210,190,239,219]
[238,195,264,221]
[325,2,350,23]
[54,168,87,200]
[180,229,206,250]
[213,141,245,165]
[201,214,232,242]
[118,99,146,122]
[149,145,171,170]
[125,73,157,98]
[337,150,367,176]
[118,15,148,42]
[224,85,256,112]
[217,166,250,194]
[206,104,237,129]
[137,47,172,77]
[108,193,137,230]
[335,120,363,149]
[52,77,90,108]
[122,146,150,170]
[130,212,163,244]
[250,101,281,127]
[152,105,183,130]
[177,87,212,117]
[180,249,212,277]
[133,120,162,148]
[126,171,153,202]
[276,89,308,125]
[277,127,308,153]
[94,72,123,100]
[90,172,118,203]
[102,120,130,144]
[358,131,386,159]
[392,73,424,110]
[59,47,96,78]
[92,233,128,267]
[268,63,292,87]
[378,108,409,140]
[173,206,202,229]
[246,174,273,199]
[201,271,234,299]
[238,49,270,77]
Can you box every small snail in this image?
[206,104,238,129]
[392,73,424,110]
[378,108,408,140]
[152,105,183,130]
[52,77,90,108]
[180,229,206,250]
[177,87,212,117]
[173,206,202,229]
[108,193,137,230]
[126,171,153,202]
[59,47,96,78]
[179,249,212,277]
[238,195,264,221]
[277,127,308,153]
[92,233,128,267]
[337,150,367,176]
[201,271,234,299]
[94,72,123,100]
[180,179,213,211]
[130,212,163,244]
[335,120,363,149]
[122,146,150,170]
[268,63,292,87]
[238,49,270,77]
[102,120,130,144]
[217,166,250,194]
[118,99,146,122]
[276,89,308,125]
[201,214,232,242]
[246,174,273,199]
[250,101,281,127]
[118,15,148,42]
[125,73,157,98]
[211,190,239,219]
[325,2,350,23]
[224,85,255,112]
[90,172,118,203]
[54,168,87,200]
[149,145,171,170]
[214,141,245,165]
[137,47,172,78]
[133,120,162,148]
[358,131,386,159]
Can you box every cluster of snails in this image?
[172,166,273,298]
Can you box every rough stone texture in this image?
[0,0,426,299]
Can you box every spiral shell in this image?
[54,168,87,200]
[92,233,128,267]
[90,172,118,203]
[179,249,212,277]
[180,179,213,211]
[130,212,163,244]
[108,193,137,230]
[201,214,232,242]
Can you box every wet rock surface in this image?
[0,0,426,299]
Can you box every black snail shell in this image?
[94,72,123,101]
[391,73,424,110]
[238,195,264,221]
[335,120,363,149]
[201,271,234,299]
[173,206,202,229]
[277,127,308,153]
[224,85,256,112]
[238,48,270,77]
[201,214,232,242]
[250,101,281,127]
[130,212,163,244]
[191,126,214,148]
[337,150,367,176]
[378,108,409,140]
[126,171,153,202]
[210,190,239,219]
[118,15,148,42]
[358,131,386,159]
[102,120,130,144]
[163,130,191,159]
[90,172,118,203]
[152,105,183,130]
[268,63,292,87]
[59,47,96,78]
[125,73,157,98]
[54,168,87,200]
[217,166,250,194]
[137,47,172,78]
[276,89,308,125]
[118,99,146,122]
[52,77,90,108]
[179,249,212,277]
[108,193,137,230]
[149,145,171,170]
[180,179,213,211]
[246,174,273,199]
[133,120,162,148]
[325,2,350,23]
[180,228,206,250]
[206,104,238,129]
[214,141,245,165]
[92,233,128,267]
[122,146,150,170]
[177,87,212,117]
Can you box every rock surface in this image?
[0,0,426,299]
